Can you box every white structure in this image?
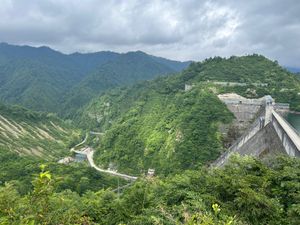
[147,168,155,177]
[184,84,194,91]
[58,156,74,164]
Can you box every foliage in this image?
[62,51,186,117]
[80,83,233,176]
[1,48,300,224]
[0,156,299,224]
[77,54,300,176]
[0,43,189,114]
[0,148,126,196]
[182,55,300,110]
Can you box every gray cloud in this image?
[0,0,299,67]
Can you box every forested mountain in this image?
[0,43,190,114]
[0,53,299,224]
[286,66,300,73]
[78,54,300,175]
[190,55,300,110]
[149,53,191,71]
[61,51,187,116]
[0,102,80,159]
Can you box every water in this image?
[285,113,300,133]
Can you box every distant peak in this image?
[125,50,147,56]
[135,50,147,54]
[37,45,51,50]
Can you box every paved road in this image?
[90,131,105,135]
[74,133,88,148]
[73,147,138,181]
[69,132,138,181]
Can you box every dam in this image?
[214,93,300,167]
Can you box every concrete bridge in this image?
[213,94,300,167]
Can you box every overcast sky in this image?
[0,0,299,67]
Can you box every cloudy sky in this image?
[0,0,299,67]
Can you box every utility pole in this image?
[117,177,120,198]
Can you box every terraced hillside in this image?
[0,103,80,159]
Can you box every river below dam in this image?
[285,113,300,133]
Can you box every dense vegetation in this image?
[62,51,187,117]
[0,102,80,158]
[1,51,300,224]
[0,43,189,114]
[0,148,126,196]
[184,55,300,110]
[0,155,299,224]
[80,82,233,175]
[79,54,300,176]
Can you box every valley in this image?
[77,55,300,176]
[66,133,138,180]
[0,45,299,224]
[0,0,300,223]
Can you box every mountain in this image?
[0,43,109,112]
[0,43,190,114]
[149,53,192,71]
[0,102,80,159]
[61,51,184,116]
[79,54,300,175]
[286,66,300,73]
[1,53,299,225]
[184,55,300,110]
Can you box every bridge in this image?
[213,94,300,167]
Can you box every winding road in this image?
[71,133,138,181]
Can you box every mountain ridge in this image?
[0,43,190,114]
[286,66,300,73]
[78,54,300,175]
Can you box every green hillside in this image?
[185,55,300,109]
[79,54,300,176]
[0,43,189,115]
[0,102,80,159]
[61,51,182,116]
[0,148,127,196]
[1,155,299,224]
[0,53,299,224]
[79,75,233,176]
[0,58,79,112]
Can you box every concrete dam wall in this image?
[214,93,300,167]
[218,93,265,130]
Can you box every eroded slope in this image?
[0,103,80,159]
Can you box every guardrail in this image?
[275,103,290,107]
[212,106,265,167]
[271,110,300,157]
[212,101,300,168]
